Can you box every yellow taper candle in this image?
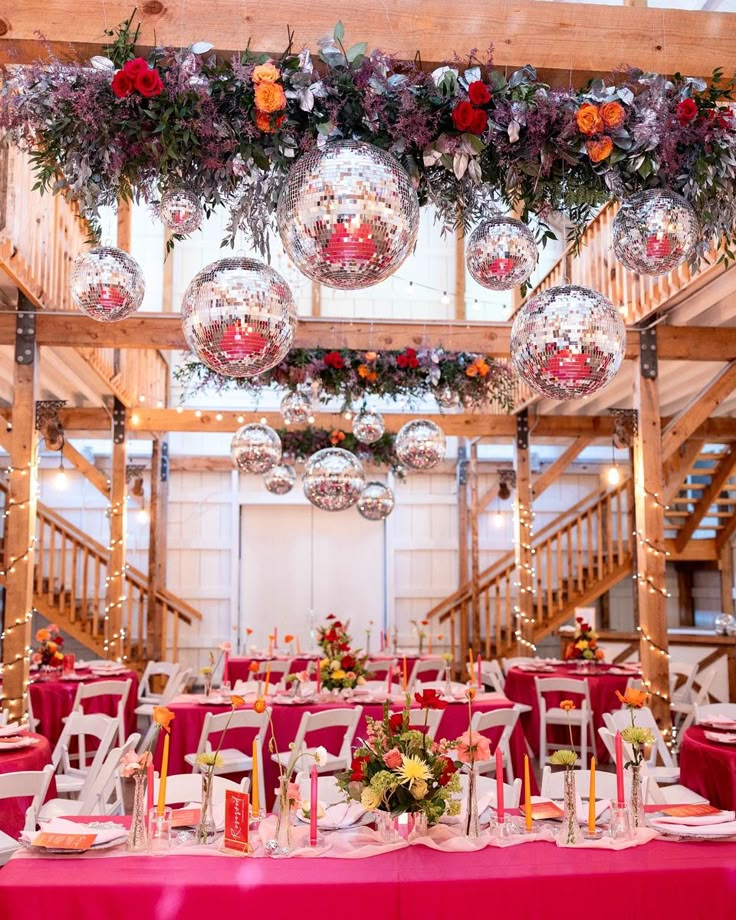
[251,737,260,816]
[157,729,170,816]
[264,663,271,694]
[468,647,474,682]
[588,756,596,835]
[524,754,532,832]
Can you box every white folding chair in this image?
[695,702,736,723]
[69,679,132,745]
[604,707,680,783]
[137,668,192,752]
[272,707,363,774]
[407,708,444,740]
[501,657,531,676]
[364,658,397,678]
[250,659,293,689]
[541,765,649,804]
[26,690,39,732]
[480,660,506,694]
[295,773,345,808]
[456,773,522,811]
[0,764,55,835]
[408,657,447,691]
[535,677,595,766]
[467,707,520,782]
[0,710,7,727]
[670,661,697,728]
[153,773,250,807]
[676,668,717,733]
[136,662,180,708]
[51,712,119,797]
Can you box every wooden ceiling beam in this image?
[661,362,736,462]
[662,438,706,505]
[675,443,736,552]
[532,436,594,499]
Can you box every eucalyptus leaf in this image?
[464,66,481,85]
[347,42,368,63]
[334,21,345,42]
[191,42,214,54]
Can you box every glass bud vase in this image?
[629,763,644,829]
[195,771,217,845]
[265,776,294,856]
[126,771,149,852]
[560,767,583,846]
[465,768,481,838]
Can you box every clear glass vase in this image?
[560,767,583,846]
[629,762,644,829]
[465,768,481,838]
[126,771,149,852]
[265,776,294,856]
[195,771,217,845]
[375,810,428,842]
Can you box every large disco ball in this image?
[181,257,297,378]
[231,423,282,473]
[510,284,626,401]
[357,482,395,521]
[159,187,204,235]
[70,246,145,322]
[277,140,420,290]
[280,391,312,426]
[352,408,385,445]
[395,420,446,471]
[303,448,365,511]
[264,463,297,495]
[611,189,699,276]
[466,216,538,290]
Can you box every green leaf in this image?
[347,42,367,63]
[334,21,345,42]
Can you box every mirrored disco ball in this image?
[357,482,395,521]
[352,408,385,444]
[231,423,282,473]
[303,447,365,511]
[70,246,145,322]
[277,140,420,290]
[510,284,626,401]
[263,463,297,495]
[466,216,538,290]
[435,386,460,410]
[280,391,312,425]
[395,420,446,471]
[181,257,297,378]
[611,189,699,276]
[159,187,204,235]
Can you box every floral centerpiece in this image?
[548,699,582,846]
[564,617,604,662]
[316,615,368,691]
[31,624,65,668]
[616,687,653,828]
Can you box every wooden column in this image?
[633,329,670,727]
[720,544,735,618]
[457,444,469,669]
[513,410,535,655]
[106,399,127,662]
[1,300,39,721]
[454,228,466,321]
[469,441,481,654]
[147,436,169,660]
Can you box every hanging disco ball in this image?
[611,189,699,276]
[466,216,538,290]
[395,420,446,471]
[510,284,626,401]
[181,257,297,378]
[280,391,312,426]
[435,386,461,410]
[70,246,145,322]
[159,187,204,235]
[263,463,297,495]
[303,448,365,511]
[277,140,420,290]
[231,423,282,473]
[357,482,395,521]
[352,408,385,445]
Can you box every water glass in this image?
[609,805,634,841]
[149,807,172,851]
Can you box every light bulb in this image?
[607,465,621,486]
[137,507,149,524]
[54,467,68,490]
[494,511,503,528]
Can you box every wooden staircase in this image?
[426,481,634,662]
[0,483,201,663]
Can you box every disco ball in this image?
[70,246,145,322]
[303,448,365,511]
[357,482,395,521]
[352,408,385,444]
[264,463,297,495]
[181,257,297,378]
[159,187,204,235]
[277,140,419,290]
[280,391,312,426]
[466,216,538,290]
[510,284,626,401]
[435,386,460,410]
[231,423,282,473]
[611,189,699,276]
[395,420,446,471]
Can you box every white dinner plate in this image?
[704,731,736,744]
[0,737,39,751]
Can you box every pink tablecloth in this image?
[226,656,318,683]
[2,842,736,920]
[679,726,736,811]
[504,663,633,762]
[0,733,55,839]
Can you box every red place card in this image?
[223,790,249,854]
[171,808,201,828]
[531,802,564,820]
[33,832,96,850]
[661,803,723,818]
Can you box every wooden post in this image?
[106,399,127,662]
[457,444,469,669]
[513,410,535,655]
[454,228,466,321]
[633,329,670,727]
[1,299,39,722]
[147,436,169,660]
[469,441,480,653]
[720,544,734,618]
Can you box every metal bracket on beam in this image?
[14,307,35,366]
[516,409,529,450]
[160,440,169,483]
[640,328,658,380]
[457,444,468,486]
[112,399,126,445]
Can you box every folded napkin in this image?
[653,810,735,827]
[649,819,736,837]
[574,794,611,824]
[704,731,736,744]
[317,802,365,829]
[701,714,736,728]
[27,817,126,846]
[0,722,23,738]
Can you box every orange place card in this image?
[223,790,249,854]
[661,803,723,818]
[171,808,201,828]
[33,832,96,850]
[531,802,565,820]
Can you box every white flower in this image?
[313,746,328,767]
[508,120,521,143]
[431,66,459,86]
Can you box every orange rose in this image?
[284,634,294,643]
[616,687,647,708]
[255,110,285,133]
[576,102,604,136]
[600,101,625,129]
[466,687,477,701]
[358,364,370,378]
[36,628,50,642]
[586,136,614,163]
[560,699,576,712]
[252,61,281,84]
[152,706,175,731]
[254,697,267,714]
[246,628,253,635]
[329,429,346,446]
[364,352,378,362]
[231,695,246,708]
[465,364,478,378]
[255,81,286,113]
[248,660,260,673]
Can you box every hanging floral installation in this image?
[2,15,736,259]
[279,427,399,473]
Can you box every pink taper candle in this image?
[273,627,278,649]
[615,730,625,807]
[387,663,393,696]
[316,658,321,694]
[310,764,318,847]
[495,747,504,822]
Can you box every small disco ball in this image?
[263,463,297,495]
[611,189,699,276]
[280,391,312,426]
[303,447,365,511]
[231,423,282,473]
[357,482,395,521]
[277,140,419,290]
[70,246,145,322]
[181,257,297,378]
[352,408,385,444]
[466,216,538,290]
[395,420,446,471]
[510,284,626,401]
[159,187,204,235]
[435,386,460,410]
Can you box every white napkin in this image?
[704,731,736,744]
[27,817,126,846]
[0,722,23,738]
[574,794,611,824]
[652,810,735,826]
[649,819,736,836]
[318,802,365,828]
[701,714,736,728]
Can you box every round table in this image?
[0,732,54,839]
[679,726,736,811]
[504,662,637,762]
[226,656,318,684]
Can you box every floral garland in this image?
[2,16,736,259]
[279,427,398,472]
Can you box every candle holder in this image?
[584,825,603,840]
[608,804,634,842]
[495,814,522,838]
[249,807,265,829]
[149,807,173,851]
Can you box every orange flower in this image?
[616,687,647,708]
[252,61,281,84]
[594,648,605,660]
[586,136,614,163]
[152,706,175,731]
[475,358,489,377]
[437,633,444,641]
[364,351,378,362]
[255,110,285,133]
[248,660,260,673]
[600,101,626,129]
[466,687,477,701]
[358,364,370,378]
[465,364,478,378]
[329,429,346,446]
[284,634,294,643]
[255,81,286,113]
[576,102,604,136]
[254,697,267,714]
[231,695,246,708]
[560,699,576,712]
[35,628,50,642]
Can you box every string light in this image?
[607,465,621,486]
[54,453,67,490]
[513,496,537,652]
[643,488,669,510]
[632,530,671,558]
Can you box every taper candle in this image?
[615,731,625,806]
[296,635,301,655]
[496,747,504,822]
[157,729,170,816]
[477,653,482,689]
[402,655,408,691]
[146,759,154,824]
[310,764,318,847]
[524,754,532,831]
[387,663,393,696]
[588,756,596,835]
[468,647,474,683]
[264,663,271,694]
[251,737,260,816]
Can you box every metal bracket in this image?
[35,399,67,433]
[457,444,469,486]
[516,409,529,450]
[160,440,169,483]
[125,464,145,483]
[15,307,36,366]
[610,408,639,449]
[112,399,126,445]
[640,327,658,380]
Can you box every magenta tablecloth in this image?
[0,733,55,839]
[679,726,736,811]
[226,656,318,683]
[504,663,632,762]
[2,842,736,920]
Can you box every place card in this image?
[531,802,564,820]
[222,790,249,854]
[660,803,723,818]
[33,832,96,850]
[171,807,201,827]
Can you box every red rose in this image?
[111,70,135,98]
[324,628,338,643]
[324,351,345,369]
[349,754,368,781]
[56,636,64,646]
[396,354,409,368]
[469,107,488,135]
[408,356,419,369]
[338,642,351,652]
[414,688,448,711]
[341,655,356,671]
[438,757,457,786]
[405,348,416,359]
[676,98,698,127]
[451,100,476,133]
[388,712,404,733]
[123,57,151,78]
[326,614,336,620]
[468,81,491,106]
[135,68,164,98]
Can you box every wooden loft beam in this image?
[716,507,736,553]
[532,436,593,498]
[675,443,736,552]
[661,362,736,462]
[663,438,705,504]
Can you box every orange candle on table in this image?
[468,647,474,683]
[251,737,260,816]
[428,633,432,656]
[264,663,271,694]
[402,655,408,691]
[524,754,532,831]
[588,756,596,835]
[268,635,274,656]
[296,636,301,655]
[157,728,171,816]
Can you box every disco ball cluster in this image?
[277,140,420,290]
[280,391,312,426]
[395,420,446,471]
[352,409,385,444]
[231,423,282,473]
[263,463,297,495]
[612,189,699,276]
[466,216,538,290]
[302,448,366,511]
[159,187,204,235]
[70,246,145,322]
[357,482,395,521]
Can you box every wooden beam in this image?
[532,436,593,498]
[716,506,736,553]
[147,436,169,660]
[513,411,534,656]
[720,544,734,618]
[661,362,736,462]
[469,442,480,654]
[107,400,127,661]
[60,440,110,498]
[663,438,705,504]
[675,444,736,552]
